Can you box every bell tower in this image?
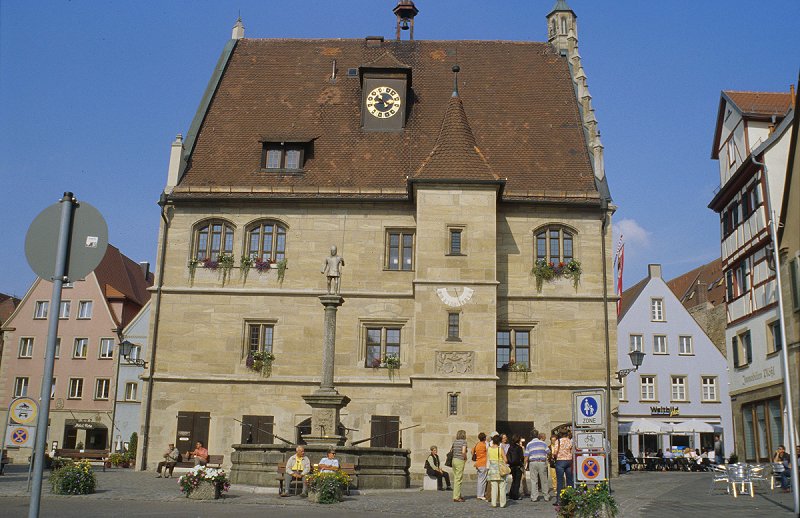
[546,0,577,55]
[393,0,419,41]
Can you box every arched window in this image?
[534,226,575,263]
[560,16,567,35]
[246,221,287,262]
[193,220,234,261]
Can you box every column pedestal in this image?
[302,294,349,446]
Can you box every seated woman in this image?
[318,449,340,471]
[425,446,451,491]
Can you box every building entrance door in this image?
[63,424,78,449]
[176,411,210,453]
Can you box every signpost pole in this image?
[29,193,75,518]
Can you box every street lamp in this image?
[615,350,645,383]
[118,340,147,368]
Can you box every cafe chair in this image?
[709,465,730,495]
[728,464,754,498]
[769,462,785,492]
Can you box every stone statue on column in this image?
[321,245,345,294]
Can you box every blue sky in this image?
[1,0,798,299]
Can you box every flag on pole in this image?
[613,235,624,317]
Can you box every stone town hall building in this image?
[140,1,618,476]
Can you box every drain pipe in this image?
[751,155,798,513]
[600,198,613,478]
[139,191,171,470]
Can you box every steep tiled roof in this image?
[0,293,20,323]
[93,244,154,307]
[177,39,597,201]
[666,258,726,309]
[618,276,648,321]
[413,92,497,181]
[724,91,793,118]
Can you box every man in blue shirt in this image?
[525,431,551,502]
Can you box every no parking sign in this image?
[576,454,607,482]
[5,425,35,448]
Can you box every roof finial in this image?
[452,65,460,97]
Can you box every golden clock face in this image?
[366,86,402,118]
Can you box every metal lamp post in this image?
[615,350,645,383]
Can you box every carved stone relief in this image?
[435,351,474,375]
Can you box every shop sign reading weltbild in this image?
[650,406,680,417]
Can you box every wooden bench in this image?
[173,454,224,470]
[53,449,110,471]
[277,461,356,495]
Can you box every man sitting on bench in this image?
[186,441,209,466]
[281,446,310,497]
[156,443,180,478]
[319,449,340,471]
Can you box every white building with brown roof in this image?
[709,88,794,462]
[142,1,619,482]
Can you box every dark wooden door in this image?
[370,415,400,447]
[176,411,210,454]
[241,415,274,444]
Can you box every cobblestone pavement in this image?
[0,465,795,517]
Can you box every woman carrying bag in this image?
[487,434,510,508]
[450,430,468,502]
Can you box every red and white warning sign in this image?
[576,454,606,482]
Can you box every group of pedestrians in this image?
[446,428,574,508]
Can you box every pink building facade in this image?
[0,245,152,461]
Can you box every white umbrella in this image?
[626,418,666,434]
[670,419,715,433]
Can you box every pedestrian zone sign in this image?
[5,425,35,448]
[573,392,603,427]
[576,454,607,482]
[9,397,38,425]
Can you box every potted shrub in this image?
[178,466,231,500]
[531,259,582,292]
[558,482,618,518]
[306,468,350,504]
[50,459,96,495]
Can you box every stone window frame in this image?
[533,223,577,264]
[18,337,34,358]
[73,337,89,359]
[650,298,665,322]
[191,218,236,262]
[242,319,278,360]
[124,382,138,401]
[496,322,536,370]
[670,375,688,402]
[68,377,84,399]
[639,374,656,402]
[446,224,466,256]
[33,300,49,319]
[629,334,643,353]
[448,392,460,416]
[13,376,29,398]
[678,335,694,355]
[653,335,668,355]
[700,375,718,402]
[94,378,111,400]
[358,318,409,368]
[98,338,115,359]
[384,228,415,271]
[244,219,288,263]
[618,377,626,402]
[77,300,93,320]
[59,300,71,319]
[446,311,461,341]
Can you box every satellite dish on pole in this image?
[25,197,108,280]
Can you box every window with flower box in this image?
[246,322,274,356]
[246,221,287,262]
[497,329,531,370]
[365,327,401,368]
[193,219,235,261]
[534,226,574,263]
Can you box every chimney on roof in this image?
[791,84,796,108]
[232,17,245,40]
[165,134,184,193]
[139,261,150,280]
[393,0,419,41]
[648,264,662,279]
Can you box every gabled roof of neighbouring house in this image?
[711,89,793,159]
[94,244,154,307]
[618,277,648,321]
[173,38,598,202]
[666,258,726,309]
[0,293,20,323]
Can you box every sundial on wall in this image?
[436,287,474,307]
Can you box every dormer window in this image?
[261,138,313,173]
[260,140,311,172]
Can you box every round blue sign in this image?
[580,396,598,417]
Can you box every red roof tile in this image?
[666,258,725,309]
[724,91,793,118]
[178,39,597,200]
[93,244,154,307]
[618,277,648,321]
